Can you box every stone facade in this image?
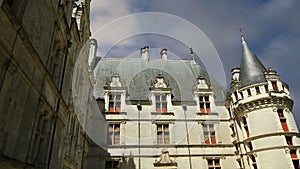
[90,36,300,169]
[228,35,300,169]
[0,0,91,168]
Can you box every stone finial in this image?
[196,75,209,89]
[154,76,167,88]
[231,67,240,81]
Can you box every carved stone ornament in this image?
[154,149,177,167]
[196,76,209,89]
[110,75,122,87]
[154,76,167,88]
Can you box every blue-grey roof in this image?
[93,57,227,102]
[239,35,266,88]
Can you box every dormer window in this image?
[150,73,173,114]
[255,86,260,94]
[272,81,278,91]
[194,76,214,115]
[109,93,121,113]
[155,94,168,113]
[199,95,211,113]
[104,74,126,114]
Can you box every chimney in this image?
[160,48,167,60]
[141,46,149,61]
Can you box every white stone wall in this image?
[105,102,236,169]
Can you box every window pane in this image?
[157,133,163,144]
[281,119,289,131]
[204,96,209,101]
[114,134,120,145]
[286,136,293,145]
[215,159,220,165]
[155,95,160,101]
[105,161,112,168]
[112,161,119,168]
[206,103,210,108]
[156,103,161,108]
[161,95,166,101]
[207,159,213,165]
[290,150,297,158]
[272,81,278,91]
[164,125,169,131]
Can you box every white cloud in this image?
[89,0,300,124]
[90,0,132,33]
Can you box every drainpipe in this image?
[137,102,142,169]
[183,104,192,169]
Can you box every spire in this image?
[190,46,195,63]
[239,29,267,88]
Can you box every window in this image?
[157,124,170,144]
[290,149,298,159]
[199,95,211,113]
[244,126,250,137]
[272,81,278,91]
[250,155,257,169]
[109,94,121,112]
[237,160,242,169]
[107,124,120,145]
[155,94,168,112]
[255,86,260,94]
[105,160,120,169]
[242,117,249,137]
[264,85,269,92]
[32,112,53,166]
[286,136,293,146]
[247,89,251,96]
[280,119,289,132]
[292,159,300,169]
[277,109,284,118]
[207,159,221,169]
[203,124,216,144]
[277,109,289,132]
[234,92,238,101]
[248,142,253,151]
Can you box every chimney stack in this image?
[141,46,149,61]
[161,48,167,60]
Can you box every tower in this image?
[228,32,300,169]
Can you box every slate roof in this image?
[93,57,228,102]
[239,35,267,88]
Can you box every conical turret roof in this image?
[239,32,267,88]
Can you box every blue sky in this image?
[90,0,300,126]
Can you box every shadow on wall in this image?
[121,155,136,169]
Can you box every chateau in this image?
[88,34,300,169]
[0,0,299,169]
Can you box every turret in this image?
[239,31,266,88]
[228,31,300,169]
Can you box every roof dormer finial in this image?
[190,46,195,63]
[239,28,246,43]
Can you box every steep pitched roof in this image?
[239,33,267,88]
[93,57,228,102]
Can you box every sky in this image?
[90,0,300,126]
